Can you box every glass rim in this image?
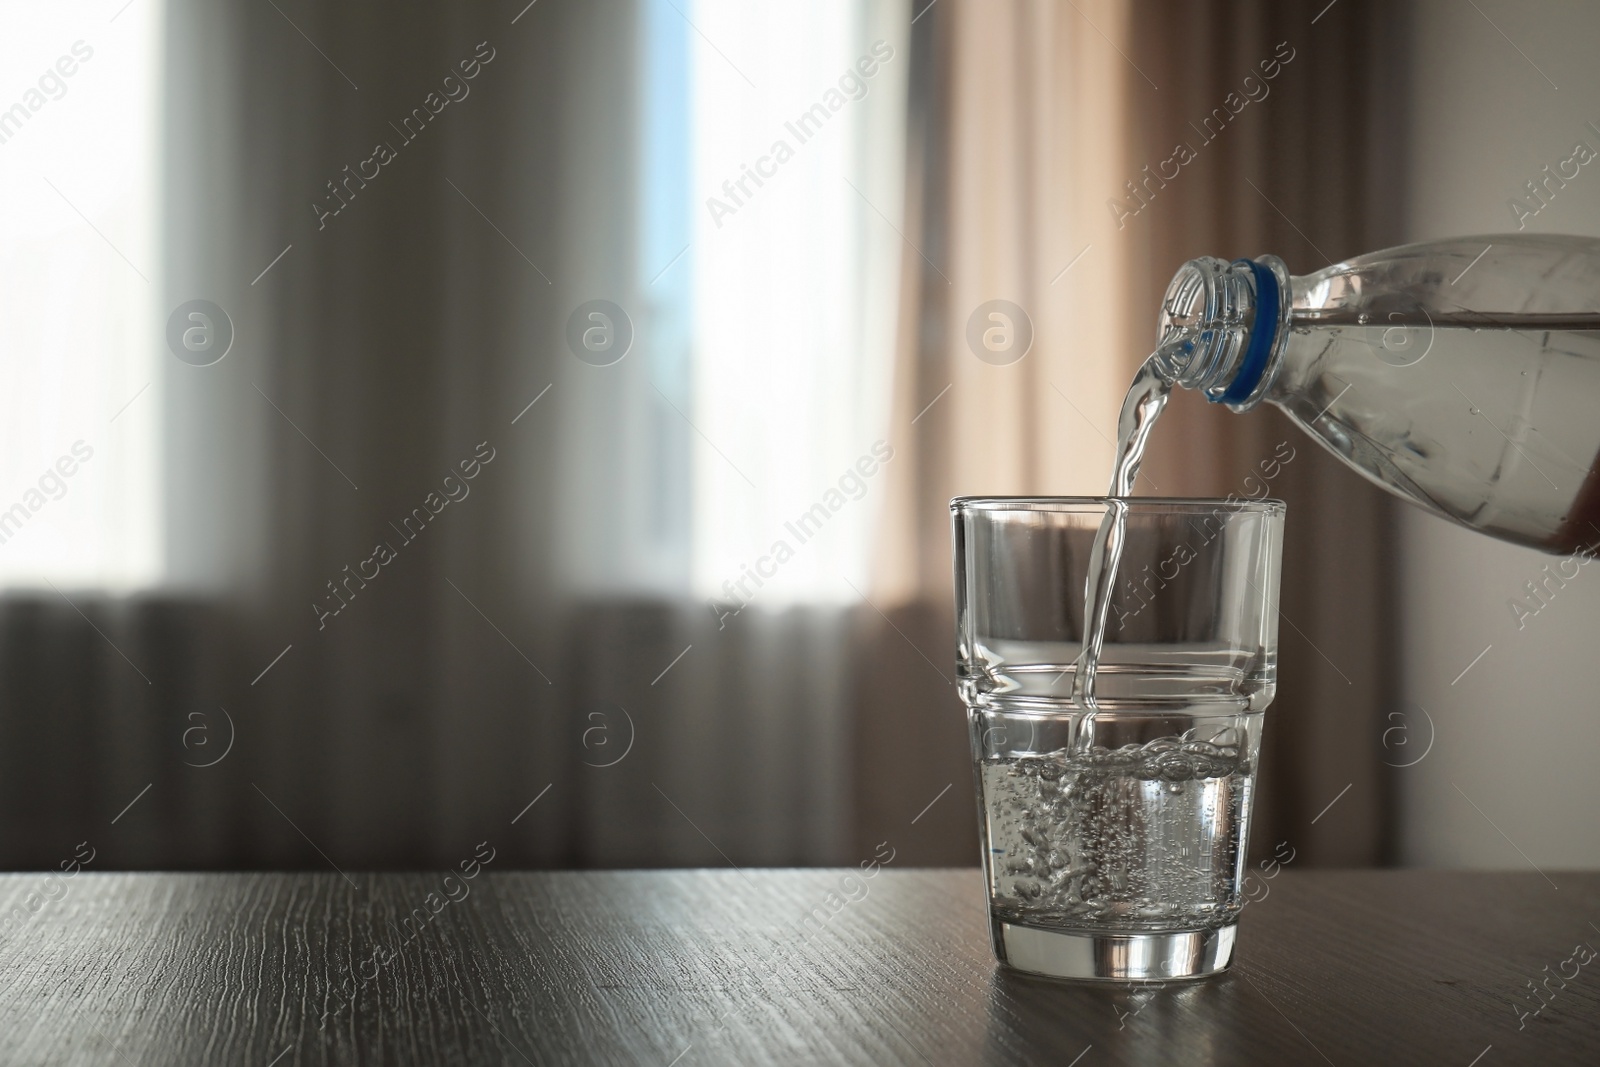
[950,495,1286,515]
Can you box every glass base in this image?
[991,917,1236,981]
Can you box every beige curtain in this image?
[861,0,1408,866]
[874,0,1133,604]
[854,0,1136,863]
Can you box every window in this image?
[686,0,905,605]
[0,1,163,590]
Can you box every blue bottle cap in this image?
[1217,258,1279,405]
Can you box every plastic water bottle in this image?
[1151,234,1600,553]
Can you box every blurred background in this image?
[0,0,1596,873]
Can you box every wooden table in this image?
[0,869,1595,1065]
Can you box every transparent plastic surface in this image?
[1270,235,1600,552]
[951,498,1284,980]
[1146,235,1600,552]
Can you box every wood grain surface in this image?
[0,869,1595,1065]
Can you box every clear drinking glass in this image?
[952,497,1284,981]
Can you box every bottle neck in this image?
[1155,255,1292,411]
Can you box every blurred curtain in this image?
[154,0,871,869]
[874,0,1409,865]
[875,0,1135,598]
[1122,0,1409,865]
[1,0,1409,873]
[855,0,1136,862]
[1,0,909,870]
